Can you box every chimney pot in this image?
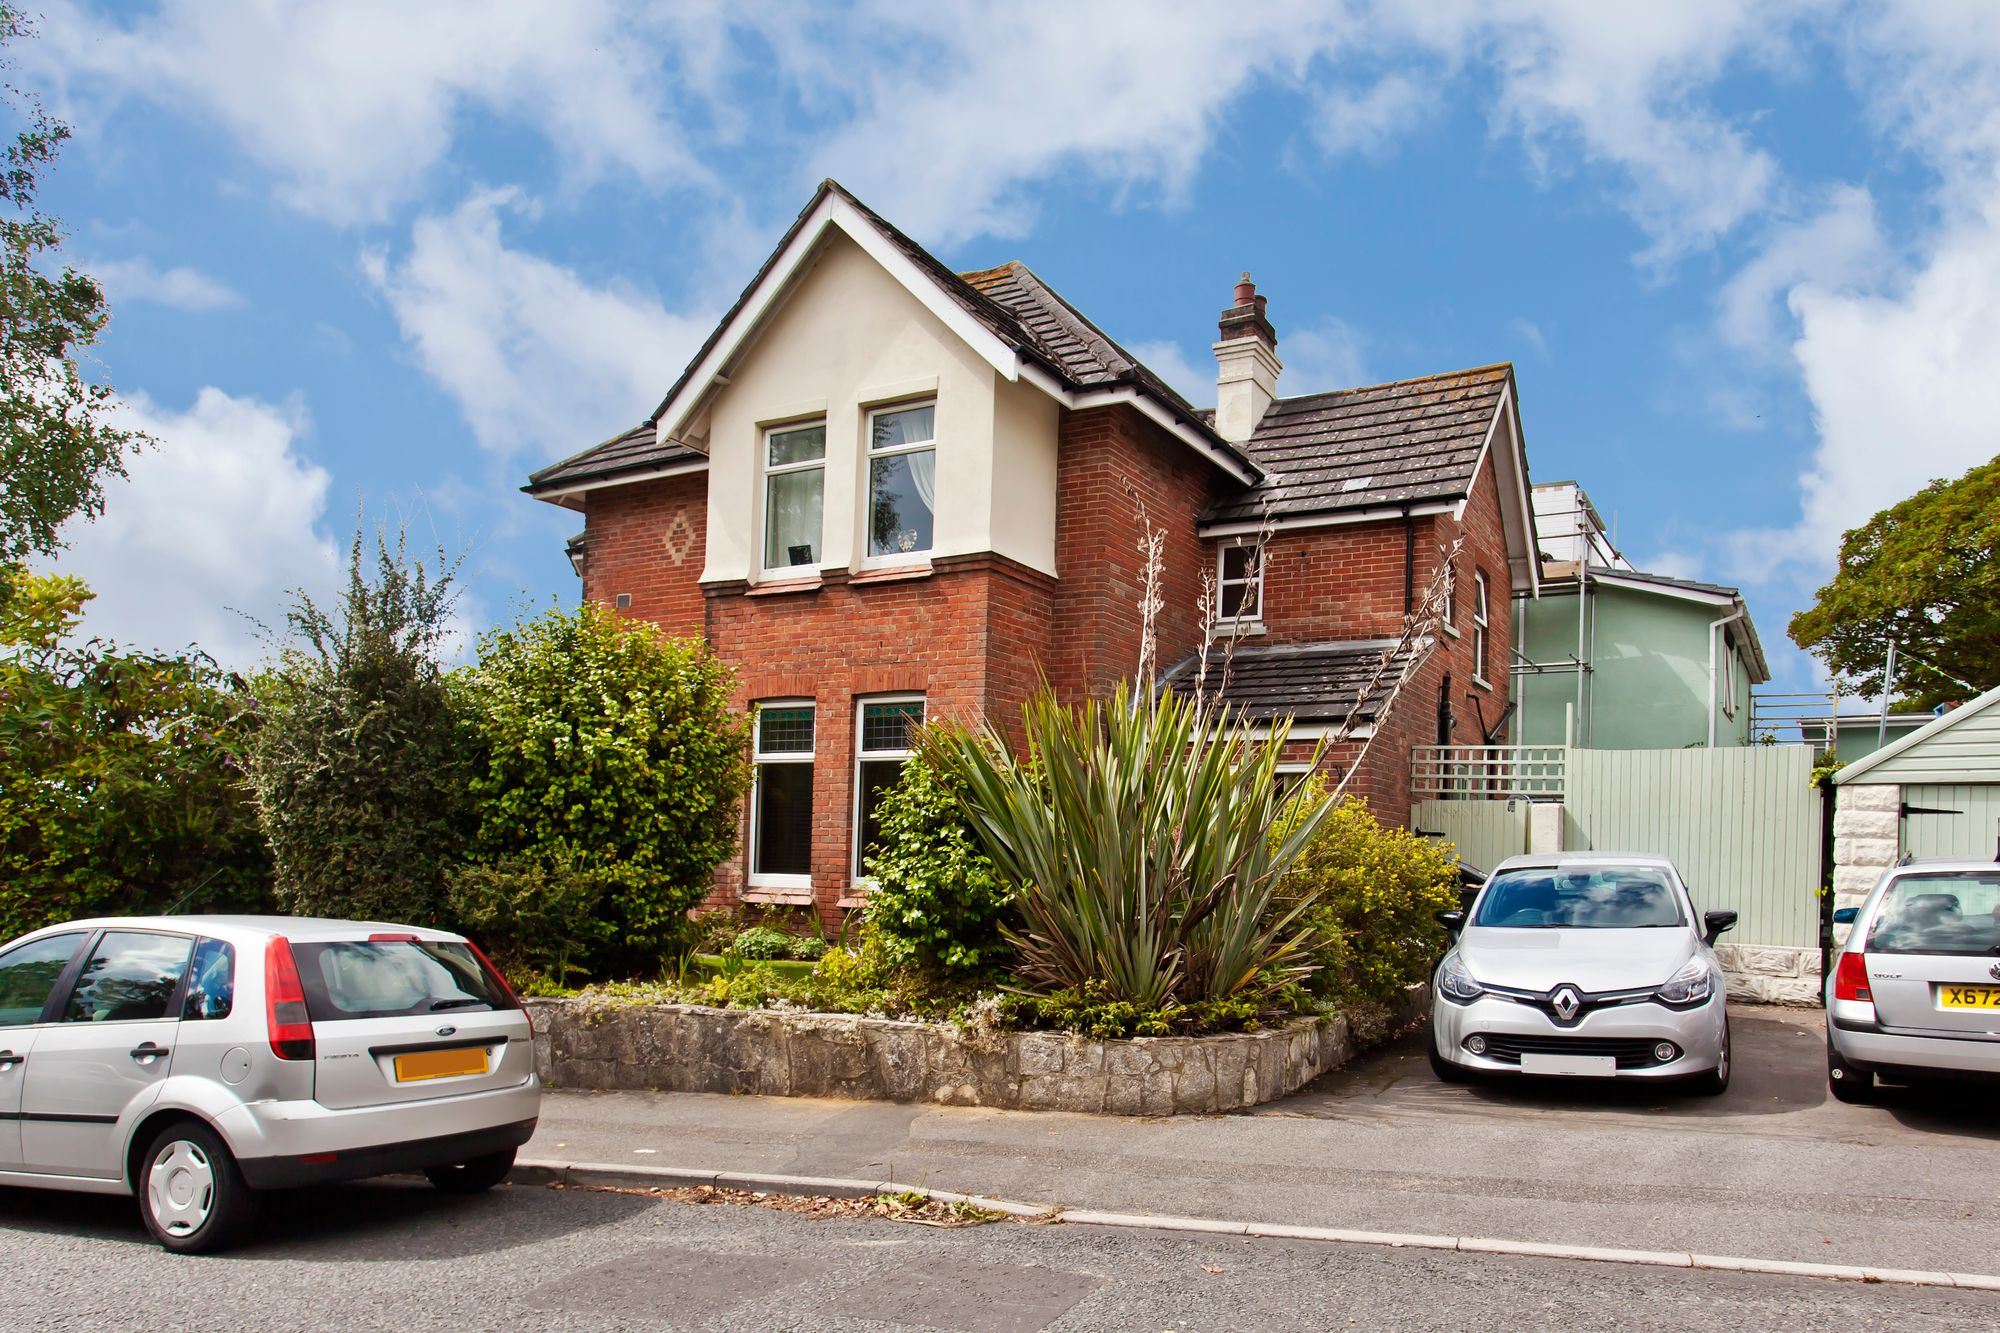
[1234,273,1257,304]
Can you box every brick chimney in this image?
[1212,272,1281,445]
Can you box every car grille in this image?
[1474,1034,1674,1070]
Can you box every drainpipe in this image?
[1707,605,1747,748]
[1574,564,1588,748]
[1402,509,1415,616]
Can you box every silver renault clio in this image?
[1429,853,1736,1093]
[0,915,540,1253]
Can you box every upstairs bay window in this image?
[750,702,814,889]
[1216,542,1263,623]
[852,696,926,881]
[763,422,826,574]
[866,403,935,562]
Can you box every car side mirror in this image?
[1436,909,1466,933]
[1832,907,1857,926]
[1702,910,1738,946]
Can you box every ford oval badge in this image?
[436,1025,458,1037]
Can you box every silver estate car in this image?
[1429,853,1736,1093]
[1826,858,2000,1102]
[0,915,540,1254]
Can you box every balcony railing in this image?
[1412,745,1567,800]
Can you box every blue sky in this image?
[20,2,2000,698]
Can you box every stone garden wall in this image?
[523,998,1394,1115]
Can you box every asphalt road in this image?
[532,1005,2000,1275]
[2,1174,1995,1331]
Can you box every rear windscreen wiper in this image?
[429,998,485,1011]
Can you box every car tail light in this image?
[265,936,315,1060]
[368,932,419,943]
[1833,951,1872,1004]
[465,938,532,1037]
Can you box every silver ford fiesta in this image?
[1428,853,1736,1093]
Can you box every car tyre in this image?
[1690,1017,1731,1096]
[1827,1033,1875,1104]
[138,1121,261,1255]
[1427,1025,1471,1084]
[425,1147,517,1194]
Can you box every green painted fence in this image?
[1413,798,1528,875]
[1902,784,2000,860]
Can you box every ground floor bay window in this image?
[750,702,815,893]
[852,696,925,882]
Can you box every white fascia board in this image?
[1234,721,1376,741]
[527,458,710,507]
[1587,571,1734,607]
[1200,502,1455,540]
[652,195,1024,446]
[1016,361,1261,486]
[1453,380,1539,597]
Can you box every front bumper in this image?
[1433,992,1726,1079]
[217,1075,541,1188]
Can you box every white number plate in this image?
[1520,1053,1617,1077]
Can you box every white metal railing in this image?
[1413,745,1567,800]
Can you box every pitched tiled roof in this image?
[1203,364,1512,526]
[1160,640,1415,724]
[525,422,706,496]
[527,180,1252,500]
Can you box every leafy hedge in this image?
[862,740,1014,978]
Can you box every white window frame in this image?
[761,420,827,579]
[748,700,815,893]
[861,400,937,569]
[1441,558,1459,637]
[1214,541,1265,626]
[1471,570,1491,688]
[850,694,927,884]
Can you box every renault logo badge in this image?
[1551,986,1581,1022]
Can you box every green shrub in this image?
[687,908,742,955]
[863,740,1014,977]
[247,531,467,925]
[458,600,751,974]
[1280,789,1459,1008]
[1018,980,1279,1039]
[728,926,793,960]
[927,683,1329,1011]
[443,853,613,985]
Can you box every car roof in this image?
[1489,852,1681,874]
[1883,859,2000,875]
[15,915,467,946]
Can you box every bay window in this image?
[865,403,936,562]
[852,696,925,880]
[763,422,826,574]
[750,702,815,888]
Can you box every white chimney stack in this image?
[1212,272,1281,445]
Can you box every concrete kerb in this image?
[515,1159,1999,1290]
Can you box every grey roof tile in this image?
[525,422,705,494]
[1160,639,1414,723]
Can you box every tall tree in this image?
[1789,455,2000,710]
[0,5,147,564]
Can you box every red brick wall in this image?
[580,472,708,638]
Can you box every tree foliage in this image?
[0,567,270,937]
[456,601,750,973]
[863,737,1015,978]
[246,530,468,925]
[0,6,148,563]
[1789,455,2000,710]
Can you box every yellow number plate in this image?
[393,1047,488,1082]
[1938,985,2000,1010]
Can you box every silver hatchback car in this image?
[1826,858,2000,1102]
[0,915,540,1253]
[1429,853,1736,1093]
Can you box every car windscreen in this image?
[1865,873,2000,956]
[292,940,511,1022]
[1472,867,1685,929]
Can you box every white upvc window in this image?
[1441,558,1458,634]
[762,421,826,575]
[749,701,815,890]
[851,695,926,882]
[864,402,936,564]
[1216,542,1263,622]
[1472,570,1491,687]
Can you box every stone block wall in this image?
[1832,781,1899,943]
[522,998,1395,1115]
[1711,943,1820,1005]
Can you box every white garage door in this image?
[1903,784,2000,859]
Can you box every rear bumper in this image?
[236,1117,537,1189]
[1829,1022,2000,1080]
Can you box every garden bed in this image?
[524,991,1424,1116]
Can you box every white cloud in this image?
[1506,317,1550,360]
[86,257,242,312]
[1279,317,1370,394]
[1312,73,1435,159]
[365,188,713,458]
[1125,339,1213,406]
[50,388,340,668]
[36,0,713,224]
[1715,186,1881,356]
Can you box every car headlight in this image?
[1655,957,1715,1007]
[1437,952,1484,1004]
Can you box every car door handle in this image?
[0,1050,21,1070]
[129,1043,170,1064]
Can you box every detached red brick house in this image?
[525,181,1538,924]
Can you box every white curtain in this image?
[907,447,936,512]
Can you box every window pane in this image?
[64,932,193,1023]
[1222,545,1257,582]
[768,424,825,467]
[856,757,908,872]
[1866,874,2000,955]
[0,933,85,1026]
[764,467,824,568]
[758,706,815,754]
[861,700,925,754]
[292,941,508,1021]
[871,405,934,450]
[182,938,236,1021]
[868,450,935,557]
[754,762,814,876]
[1220,580,1258,618]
